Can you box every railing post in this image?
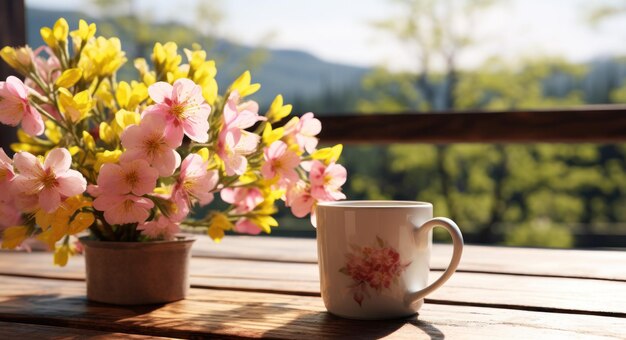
[0,0,26,153]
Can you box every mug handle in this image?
[405,217,464,306]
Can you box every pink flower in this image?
[172,153,219,212]
[12,148,86,213]
[217,91,265,176]
[0,198,21,229]
[261,141,300,186]
[137,215,180,240]
[95,159,159,196]
[220,187,263,214]
[92,193,154,225]
[0,76,44,136]
[309,160,347,201]
[0,148,20,228]
[0,148,15,187]
[284,112,321,154]
[233,218,262,235]
[143,78,211,143]
[26,46,60,92]
[120,114,182,176]
[286,181,315,218]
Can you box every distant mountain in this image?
[25,8,369,106]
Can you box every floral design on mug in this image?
[339,236,411,306]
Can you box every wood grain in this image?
[317,107,626,143]
[0,275,623,339]
[1,252,625,316]
[0,321,167,339]
[191,236,626,281]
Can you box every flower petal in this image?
[56,170,87,197]
[148,81,173,104]
[21,106,44,136]
[44,148,71,173]
[39,187,61,212]
[13,151,42,177]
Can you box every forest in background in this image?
[21,0,626,248]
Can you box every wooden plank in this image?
[0,321,167,339]
[0,253,624,316]
[317,107,626,144]
[0,276,623,339]
[191,236,626,281]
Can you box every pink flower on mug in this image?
[0,76,44,136]
[12,148,87,213]
[143,78,211,143]
[339,236,411,306]
[120,114,182,176]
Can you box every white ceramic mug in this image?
[316,201,463,320]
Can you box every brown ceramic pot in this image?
[81,238,195,305]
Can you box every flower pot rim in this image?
[79,236,196,249]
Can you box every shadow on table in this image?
[0,293,165,325]
[1,293,444,338]
[262,311,445,339]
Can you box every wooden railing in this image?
[318,107,626,144]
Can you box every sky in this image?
[25,0,626,71]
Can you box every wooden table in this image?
[0,236,624,339]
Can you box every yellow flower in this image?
[55,68,83,88]
[262,123,285,145]
[249,215,278,234]
[93,79,115,108]
[44,120,63,144]
[40,18,69,49]
[207,212,233,243]
[229,71,260,98]
[82,131,95,151]
[134,58,156,85]
[197,147,210,162]
[0,46,33,74]
[112,109,141,136]
[311,144,343,165]
[68,212,95,234]
[115,81,148,110]
[79,37,126,81]
[184,48,218,104]
[152,42,181,78]
[36,196,92,248]
[1,226,30,249]
[58,88,93,122]
[98,122,115,144]
[53,243,74,267]
[11,129,49,155]
[238,171,259,185]
[93,150,121,172]
[69,19,96,49]
[266,95,292,123]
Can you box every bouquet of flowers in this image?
[0,18,347,266]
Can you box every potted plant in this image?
[0,18,347,305]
